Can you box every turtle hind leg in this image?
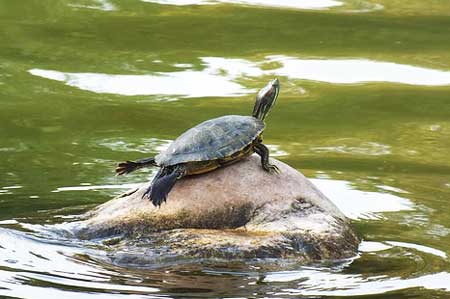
[143,166,185,207]
[116,157,157,175]
[254,142,280,174]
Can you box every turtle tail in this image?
[143,166,185,207]
[116,157,157,175]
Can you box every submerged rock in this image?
[73,155,359,264]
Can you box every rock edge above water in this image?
[73,155,359,264]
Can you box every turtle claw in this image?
[151,196,166,207]
[115,161,138,176]
[141,188,150,200]
[267,164,280,174]
[142,186,166,207]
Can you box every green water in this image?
[1,0,450,298]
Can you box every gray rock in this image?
[73,155,359,264]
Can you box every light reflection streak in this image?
[69,0,116,11]
[311,142,391,156]
[0,228,159,298]
[96,137,172,153]
[141,0,343,9]
[29,56,450,99]
[385,241,447,258]
[266,269,450,296]
[53,183,140,192]
[268,55,450,85]
[310,179,414,220]
[29,68,253,98]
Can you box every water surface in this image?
[1,0,450,298]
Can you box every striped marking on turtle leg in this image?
[254,142,280,174]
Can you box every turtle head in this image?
[252,78,280,121]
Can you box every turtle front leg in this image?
[254,142,280,174]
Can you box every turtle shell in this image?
[155,115,264,166]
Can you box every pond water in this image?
[1,0,450,298]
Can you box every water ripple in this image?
[141,0,343,10]
[68,0,116,11]
[311,142,391,156]
[0,228,160,298]
[28,66,254,98]
[310,179,414,220]
[268,55,450,85]
[29,56,450,99]
[96,137,172,153]
[266,270,450,296]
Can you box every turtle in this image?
[116,78,280,207]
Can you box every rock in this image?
[72,155,359,264]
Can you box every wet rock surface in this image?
[72,155,359,264]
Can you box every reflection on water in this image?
[28,64,254,98]
[311,141,391,156]
[0,219,19,225]
[141,0,343,9]
[3,0,450,297]
[385,241,447,258]
[0,186,23,197]
[53,183,140,192]
[69,0,116,11]
[96,137,172,153]
[311,179,414,220]
[0,226,449,298]
[267,55,450,85]
[360,240,447,259]
[0,229,159,299]
[265,144,289,157]
[358,240,393,252]
[0,175,448,298]
[29,56,450,99]
[265,267,450,296]
[2,185,23,190]
[376,185,409,193]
